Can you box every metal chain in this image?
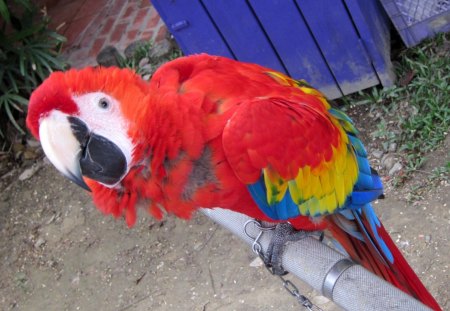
[244,220,324,311]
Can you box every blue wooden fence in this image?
[152,0,395,99]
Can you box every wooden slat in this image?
[152,0,233,57]
[296,0,380,95]
[201,0,286,73]
[344,0,395,87]
[249,0,341,99]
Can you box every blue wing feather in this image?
[248,178,300,220]
[348,134,367,157]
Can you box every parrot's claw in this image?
[263,223,317,275]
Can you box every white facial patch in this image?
[72,92,134,185]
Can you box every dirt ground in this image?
[0,115,449,310]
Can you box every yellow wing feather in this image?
[263,168,288,205]
[252,71,359,216]
[264,128,358,216]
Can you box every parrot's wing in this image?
[222,95,442,311]
[222,96,381,221]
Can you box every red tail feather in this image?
[327,219,441,310]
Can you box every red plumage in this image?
[27,54,441,310]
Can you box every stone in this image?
[34,237,46,248]
[249,257,264,267]
[398,240,410,249]
[138,57,150,68]
[71,273,80,286]
[19,163,42,181]
[388,162,403,176]
[124,40,148,59]
[96,46,121,67]
[45,214,56,225]
[372,150,384,159]
[149,38,173,59]
[388,142,397,153]
[27,139,41,148]
[139,64,152,74]
[381,154,396,171]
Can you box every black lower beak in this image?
[68,116,127,187]
[79,133,127,186]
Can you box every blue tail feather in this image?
[361,204,393,263]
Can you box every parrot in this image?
[26,54,440,310]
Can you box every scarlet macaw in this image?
[26,54,440,310]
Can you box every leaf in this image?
[19,50,26,76]
[5,70,18,93]
[0,0,68,142]
[46,30,67,43]
[4,97,25,134]
[0,0,11,24]
[8,94,29,107]
[7,23,44,42]
[33,48,64,69]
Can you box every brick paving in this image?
[38,0,168,68]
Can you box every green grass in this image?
[343,33,450,178]
[431,162,450,181]
[0,0,67,142]
[116,40,153,74]
[117,40,183,78]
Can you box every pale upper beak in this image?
[39,110,91,191]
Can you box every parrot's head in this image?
[26,67,150,191]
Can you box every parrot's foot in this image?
[263,223,318,275]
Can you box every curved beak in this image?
[39,111,128,190]
[39,111,91,191]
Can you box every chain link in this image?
[244,220,324,311]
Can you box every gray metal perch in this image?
[201,208,431,311]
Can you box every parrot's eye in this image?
[98,98,110,110]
